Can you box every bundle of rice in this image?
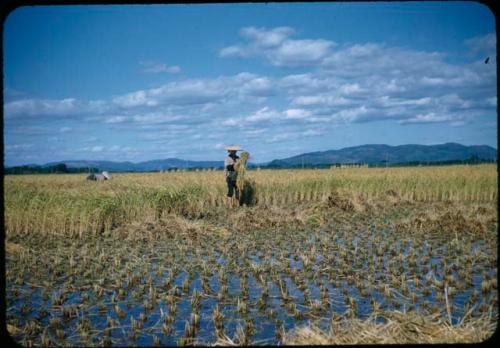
[233,151,257,206]
[283,310,496,344]
[235,151,250,192]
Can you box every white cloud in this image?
[270,39,334,66]
[109,145,134,152]
[307,116,332,123]
[201,103,216,112]
[345,43,381,57]
[140,61,181,74]
[280,74,322,89]
[465,33,496,57]
[221,118,239,126]
[5,51,493,136]
[340,83,363,94]
[283,108,311,119]
[380,79,407,93]
[220,26,335,66]
[323,44,446,79]
[139,79,228,106]
[420,77,446,86]
[4,97,111,119]
[132,112,184,124]
[333,106,369,122]
[375,96,432,108]
[292,95,353,107]
[485,97,497,107]
[399,112,458,124]
[437,94,472,109]
[263,126,326,144]
[5,28,496,165]
[239,76,275,97]
[113,90,156,108]
[80,144,137,155]
[104,116,129,124]
[4,72,273,126]
[6,144,33,150]
[4,98,79,117]
[240,26,294,48]
[244,128,266,136]
[450,121,466,127]
[9,126,52,135]
[245,107,281,123]
[219,45,246,57]
[302,129,326,137]
[265,132,295,143]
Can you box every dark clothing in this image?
[225,153,239,172]
[225,152,239,197]
[226,175,237,197]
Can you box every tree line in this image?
[5,163,100,175]
[265,156,496,169]
[370,156,496,168]
[4,156,495,174]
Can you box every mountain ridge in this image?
[268,142,497,167]
[5,143,497,171]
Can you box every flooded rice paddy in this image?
[5,200,498,346]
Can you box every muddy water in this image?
[6,204,498,345]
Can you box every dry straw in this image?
[4,164,497,236]
[235,151,250,192]
[283,310,497,345]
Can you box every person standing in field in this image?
[224,145,241,208]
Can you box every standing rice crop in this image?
[4,164,496,236]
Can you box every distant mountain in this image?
[42,158,225,172]
[6,143,497,172]
[267,143,497,167]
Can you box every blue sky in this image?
[3,2,497,166]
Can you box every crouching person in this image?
[87,171,112,181]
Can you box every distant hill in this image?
[5,143,497,173]
[267,143,497,167]
[42,158,225,172]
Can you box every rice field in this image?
[4,164,498,345]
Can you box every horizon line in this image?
[4,142,497,168]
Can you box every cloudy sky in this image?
[3,2,496,166]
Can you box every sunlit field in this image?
[5,165,497,236]
[5,164,498,345]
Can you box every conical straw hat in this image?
[224,144,241,151]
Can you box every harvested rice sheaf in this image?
[283,311,497,344]
[395,207,494,237]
